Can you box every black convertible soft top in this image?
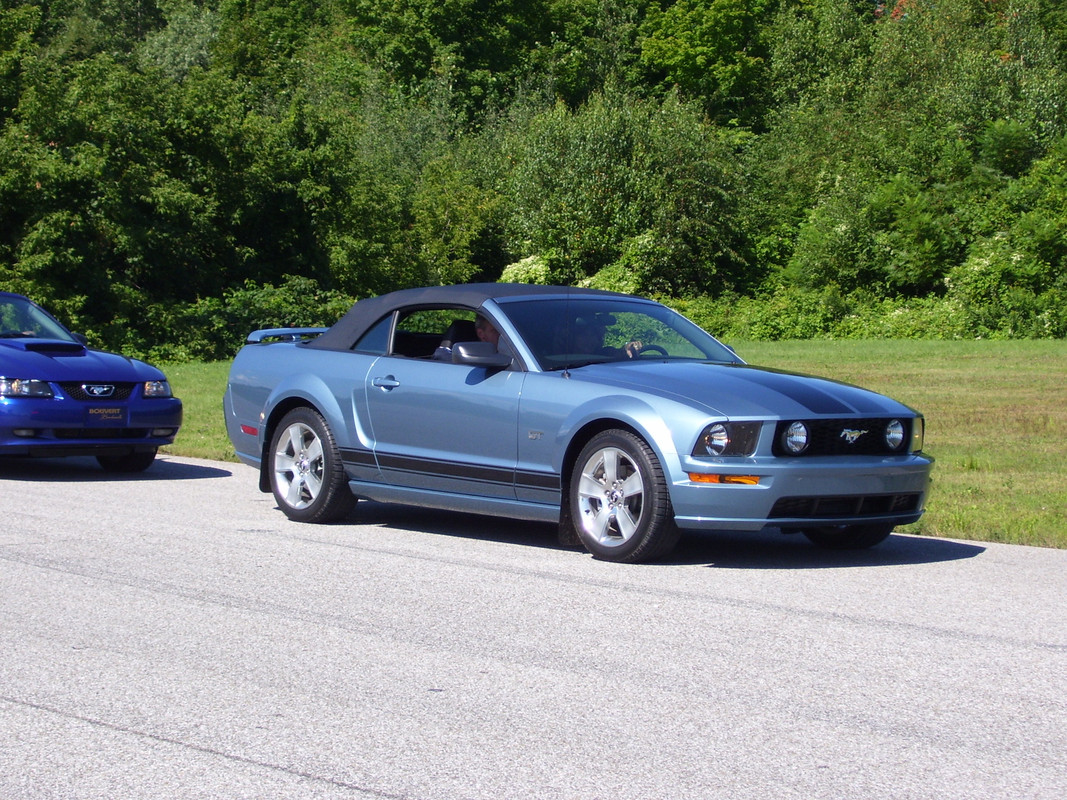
[307,282,628,350]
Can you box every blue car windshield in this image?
[499,297,741,371]
[0,297,78,341]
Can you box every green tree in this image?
[0,2,41,118]
[638,0,772,126]
[500,91,749,295]
[345,0,556,122]
[139,0,220,81]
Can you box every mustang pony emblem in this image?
[83,384,115,398]
[840,428,869,445]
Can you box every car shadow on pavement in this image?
[348,501,565,552]
[0,455,232,482]
[346,501,985,568]
[664,528,985,569]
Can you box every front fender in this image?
[554,394,692,480]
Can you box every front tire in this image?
[801,523,894,550]
[269,408,355,523]
[568,430,680,563]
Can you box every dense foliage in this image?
[1,0,1065,359]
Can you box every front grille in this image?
[772,418,912,457]
[58,382,136,402]
[769,493,922,519]
[53,428,149,440]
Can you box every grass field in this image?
[163,340,1067,549]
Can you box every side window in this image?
[392,308,477,359]
[353,314,392,354]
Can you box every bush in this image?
[121,276,354,363]
[499,253,554,285]
[500,92,749,295]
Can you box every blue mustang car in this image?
[224,284,932,562]
[0,291,182,472]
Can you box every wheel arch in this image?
[256,371,351,493]
[556,392,681,489]
[560,418,644,495]
[258,395,329,492]
[559,409,674,509]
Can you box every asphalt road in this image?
[1,455,1064,800]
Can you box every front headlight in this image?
[693,422,761,457]
[143,380,172,398]
[0,378,54,398]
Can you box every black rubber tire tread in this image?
[568,429,680,563]
[802,523,895,550]
[269,407,356,524]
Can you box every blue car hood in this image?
[0,338,164,382]
[568,360,915,419]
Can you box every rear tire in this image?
[269,408,355,523]
[568,430,680,563]
[801,523,894,550]
[97,449,157,472]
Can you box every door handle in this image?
[372,376,401,390]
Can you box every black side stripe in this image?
[341,448,377,468]
[343,450,558,491]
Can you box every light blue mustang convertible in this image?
[224,284,932,562]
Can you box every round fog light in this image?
[885,419,905,450]
[782,421,809,454]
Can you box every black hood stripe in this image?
[732,368,858,415]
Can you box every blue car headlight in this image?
[143,380,173,398]
[693,422,761,457]
[0,378,54,398]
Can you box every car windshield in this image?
[0,296,78,342]
[499,297,741,371]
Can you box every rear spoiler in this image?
[244,327,328,344]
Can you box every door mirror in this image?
[453,341,512,370]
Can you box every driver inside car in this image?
[573,314,643,358]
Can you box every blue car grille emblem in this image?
[839,428,869,445]
[83,384,115,398]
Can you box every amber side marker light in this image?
[688,473,760,485]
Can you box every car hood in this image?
[0,338,166,381]
[567,360,916,419]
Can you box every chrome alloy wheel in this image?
[575,445,646,548]
[273,421,325,510]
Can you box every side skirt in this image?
[347,480,560,524]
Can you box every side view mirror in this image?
[453,341,513,370]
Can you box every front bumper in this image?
[0,397,183,456]
[671,453,933,531]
